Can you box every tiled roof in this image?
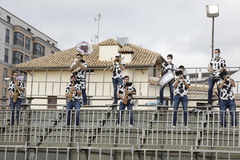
[16,38,164,70]
[99,38,120,46]
[119,46,134,54]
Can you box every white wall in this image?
[99,45,119,61]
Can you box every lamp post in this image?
[206,4,219,58]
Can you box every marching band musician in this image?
[217,70,237,129]
[159,54,176,106]
[111,53,126,104]
[7,71,26,125]
[207,48,227,106]
[117,76,136,127]
[172,65,191,129]
[68,54,88,105]
[65,75,82,126]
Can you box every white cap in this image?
[115,54,121,57]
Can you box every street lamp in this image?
[206,4,219,58]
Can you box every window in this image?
[4,48,9,63]
[7,16,11,23]
[153,65,157,77]
[24,55,30,62]
[12,51,23,64]
[25,37,31,50]
[3,68,8,82]
[2,88,7,98]
[14,32,24,47]
[33,43,45,56]
[5,29,10,43]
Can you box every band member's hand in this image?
[71,87,76,91]
[208,67,213,73]
[125,91,130,95]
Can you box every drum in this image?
[159,72,174,86]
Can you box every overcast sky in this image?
[1,0,240,68]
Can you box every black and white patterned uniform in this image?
[112,62,126,79]
[118,83,136,104]
[209,57,226,78]
[70,60,87,89]
[174,75,191,96]
[8,81,25,99]
[161,63,176,75]
[217,79,235,100]
[65,83,82,101]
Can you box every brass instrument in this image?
[123,86,129,105]
[71,59,85,74]
[114,56,125,65]
[114,58,120,64]
[13,80,19,103]
[69,81,75,101]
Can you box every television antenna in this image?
[94,13,101,44]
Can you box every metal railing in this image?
[1,144,240,160]
[1,109,240,147]
[1,108,240,159]
[1,67,240,99]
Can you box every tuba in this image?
[13,80,19,103]
[71,59,83,74]
[71,41,93,74]
[75,41,93,56]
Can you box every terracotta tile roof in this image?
[99,38,120,46]
[119,46,134,54]
[16,38,164,70]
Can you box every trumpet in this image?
[114,57,124,64]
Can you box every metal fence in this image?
[1,109,240,146]
[1,145,240,160]
[1,67,240,98]
[1,108,240,159]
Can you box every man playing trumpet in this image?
[111,54,126,104]
[69,54,88,105]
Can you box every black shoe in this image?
[112,101,118,105]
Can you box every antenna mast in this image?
[94,13,101,44]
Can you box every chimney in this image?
[99,39,120,61]
[119,46,134,63]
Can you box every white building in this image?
[16,38,165,108]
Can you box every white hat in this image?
[115,54,121,57]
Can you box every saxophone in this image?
[123,86,129,105]
[69,81,75,101]
[13,80,19,103]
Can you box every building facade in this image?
[16,38,165,108]
[0,7,61,99]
